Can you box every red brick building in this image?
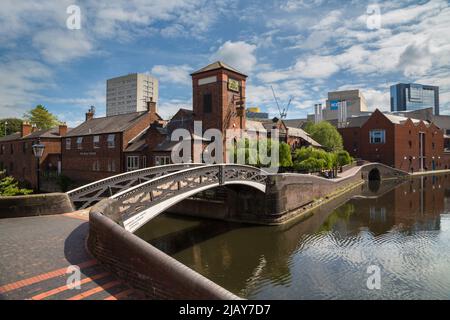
[0,122,68,189]
[61,103,162,185]
[339,109,448,172]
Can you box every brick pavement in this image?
[0,212,142,300]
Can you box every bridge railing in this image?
[67,163,206,209]
[111,164,269,233]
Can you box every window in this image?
[142,156,147,168]
[127,156,139,171]
[0,145,3,155]
[92,160,100,171]
[203,93,212,113]
[107,134,115,148]
[23,142,27,154]
[369,130,386,144]
[10,144,13,154]
[155,156,170,166]
[93,135,100,149]
[77,137,83,149]
[107,160,116,172]
[66,138,71,150]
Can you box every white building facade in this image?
[106,73,159,116]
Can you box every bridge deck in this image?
[0,213,143,300]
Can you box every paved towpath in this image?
[0,211,142,300]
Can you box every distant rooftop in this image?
[191,61,247,77]
[0,127,71,142]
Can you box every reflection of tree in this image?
[318,203,355,232]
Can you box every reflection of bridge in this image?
[68,164,268,233]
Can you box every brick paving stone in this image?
[0,214,142,300]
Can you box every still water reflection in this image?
[136,175,450,299]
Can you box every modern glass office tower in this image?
[390,83,440,115]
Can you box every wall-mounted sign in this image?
[80,152,97,156]
[228,79,240,92]
[330,100,340,111]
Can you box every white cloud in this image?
[211,41,257,74]
[157,98,192,120]
[151,65,192,86]
[33,30,94,63]
[0,59,53,118]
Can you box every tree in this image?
[24,105,59,130]
[335,150,352,168]
[0,118,23,137]
[307,121,343,152]
[293,146,333,173]
[0,174,33,196]
[279,142,293,169]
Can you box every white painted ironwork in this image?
[67,163,205,209]
[112,164,268,233]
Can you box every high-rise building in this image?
[106,73,159,117]
[322,90,369,121]
[390,83,439,115]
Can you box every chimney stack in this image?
[85,106,95,121]
[21,122,31,137]
[58,122,68,136]
[147,98,157,115]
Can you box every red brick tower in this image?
[191,61,247,134]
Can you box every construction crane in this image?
[271,85,292,119]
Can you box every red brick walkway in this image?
[0,212,142,300]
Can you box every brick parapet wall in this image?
[88,199,240,300]
[0,193,74,218]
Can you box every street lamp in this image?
[32,138,45,193]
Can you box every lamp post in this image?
[32,138,45,193]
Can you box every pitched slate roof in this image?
[0,127,71,142]
[66,111,156,137]
[286,127,322,147]
[191,61,247,77]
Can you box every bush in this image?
[0,175,33,196]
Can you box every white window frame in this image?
[93,135,100,149]
[107,134,115,149]
[369,130,386,144]
[77,137,83,150]
[155,156,170,166]
[65,138,71,150]
[142,156,147,168]
[127,156,139,171]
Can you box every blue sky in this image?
[0,0,449,127]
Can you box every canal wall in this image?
[167,163,409,225]
[88,198,240,300]
[0,193,74,219]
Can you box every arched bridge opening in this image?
[110,165,269,233]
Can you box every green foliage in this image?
[302,121,315,134]
[279,142,293,168]
[230,138,280,168]
[336,150,352,167]
[0,174,33,196]
[293,146,333,170]
[306,121,343,152]
[0,118,23,137]
[24,105,59,130]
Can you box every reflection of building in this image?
[339,109,448,172]
[0,122,69,189]
[390,83,439,115]
[106,73,159,117]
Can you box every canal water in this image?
[136,175,450,299]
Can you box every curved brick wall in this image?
[88,198,240,300]
[0,193,74,219]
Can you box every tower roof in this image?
[191,61,247,77]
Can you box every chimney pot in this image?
[147,99,157,115]
[58,122,68,136]
[21,122,32,137]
